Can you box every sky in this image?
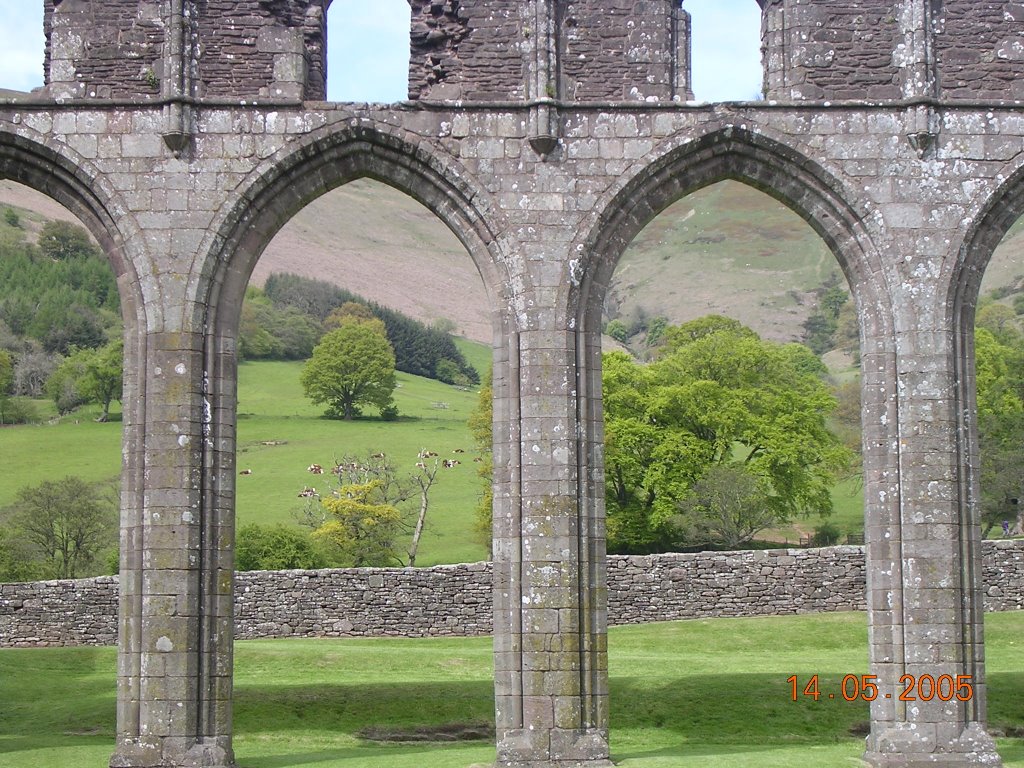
[0,0,762,102]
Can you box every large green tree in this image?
[2,476,117,579]
[300,317,396,420]
[47,339,124,420]
[975,325,1024,537]
[604,316,852,552]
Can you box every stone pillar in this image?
[862,321,1001,768]
[493,328,612,768]
[111,330,235,768]
[759,0,789,101]
[673,3,695,101]
[896,0,940,100]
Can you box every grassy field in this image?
[0,354,492,567]
[0,612,1021,768]
[234,360,489,565]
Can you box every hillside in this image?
[4,177,1024,344]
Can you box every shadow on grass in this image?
[610,672,870,745]
[236,741,488,768]
[991,672,1024,734]
[232,680,495,736]
[0,646,116,754]
[1,649,1021,767]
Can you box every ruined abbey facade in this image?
[2,0,1023,766]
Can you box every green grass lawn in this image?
[0,612,1021,768]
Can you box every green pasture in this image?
[0,611,1021,768]
[233,360,487,565]
[0,354,492,567]
[1,345,1012,567]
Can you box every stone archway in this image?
[110,123,518,767]
[567,124,1003,767]
[3,2,1022,766]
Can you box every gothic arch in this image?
[193,120,520,567]
[195,121,514,340]
[0,130,154,750]
[0,131,147,504]
[569,125,889,330]
[563,125,907,756]
[566,126,896,509]
[165,123,521,761]
[941,162,1024,725]
[0,129,142,315]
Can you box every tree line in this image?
[252,272,479,387]
[0,211,124,424]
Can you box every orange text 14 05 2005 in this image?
[787,674,975,702]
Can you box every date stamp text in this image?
[787,674,975,702]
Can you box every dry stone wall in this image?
[2,542,1021,648]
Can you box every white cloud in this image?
[0,3,761,102]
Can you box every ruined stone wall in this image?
[558,1,686,102]
[195,0,329,100]
[408,0,524,101]
[43,0,165,99]
[937,0,1024,100]
[761,0,902,101]
[408,0,687,102]
[3,542,1021,648]
[42,0,328,101]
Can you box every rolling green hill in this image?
[5,177,1024,346]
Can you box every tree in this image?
[975,326,1024,537]
[236,523,325,571]
[2,476,117,579]
[47,339,124,420]
[295,452,442,566]
[673,464,777,549]
[324,301,376,329]
[0,349,12,424]
[604,317,852,553]
[312,480,405,567]
[77,339,124,421]
[0,526,43,582]
[37,220,97,262]
[239,288,321,361]
[300,318,397,420]
[605,319,629,343]
[977,302,1020,345]
[468,376,494,553]
[12,348,59,397]
[802,285,849,355]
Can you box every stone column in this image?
[896,0,940,101]
[673,3,695,101]
[110,329,235,768]
[862,317,1001,767]
[493,328,612,768]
